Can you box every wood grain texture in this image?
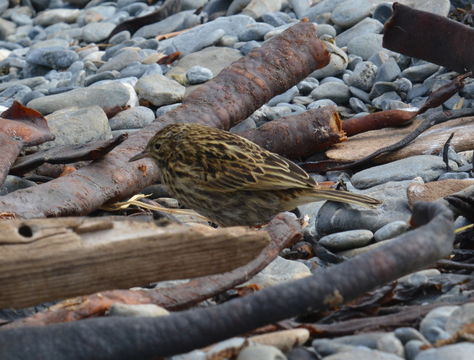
[0,217,269,308]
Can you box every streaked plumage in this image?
[130,123,381,226]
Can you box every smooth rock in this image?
[349,97,368,112]
[26,46,79,70]
[372,91,402,110]
[242,0,283,19]
[352,155,456,189]
[268,86,298,106]
[373,2,393,24]
[302,0,347,21]
[316,180,413,235]
[186,66,213,84]
[311,82,350,104]
[349,86,371,103]
[82,22,116,43]
[134,11,201,39]
[98,48,142,73]
[323,348,404,360]
[238,22,274,41]
[237,344,286,360]
[419,306,458,343]
[297,78,319,95]
[413,0,450,17]
[336,18,383,47]
[401,63,440,83]
[319,229,373,251]
[109,106,155,130]
[331,0,371,28]
[34,9,80,26]
[288,0,310,19]
[159,15,255,55]
[38,106,112,150]
[394,327,429,345]
[156,103,181,117]
[375,57,401,83]
[239,40,261,55]
[345,61,377,91]
[347,33,384,60]
[445,303,474,335]
[374,221,410,242]
[376,333,405,358]
[405,340,424,360]
[27,82,134,115]
[135,74,185,106]
[246,256,311,288]
[261,12,292,27]
[316,24,336,38]
[415,343,474,360]
[307,99,337,109]
[369,81,399,99]
[250,329,310,352]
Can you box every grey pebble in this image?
[82,22,115,43]
[288,0,310,19]
[239,40,261,55]
[375,57,401,83]
[349,97,368,112]
[405,340,424,360]
[372,91,402,110]
[349,86,371,103]
[407,84,429,101]
[345,61,377,91]
[377,333,404,358]
[373,2,394,24]
[319,229,373,251]
[109,31,131,45]
[419,306,458,343]
[109,106,155,130]
[135,74,185,106]
[297,78,319,95]
[26,46,79,70]
[347,33,384,60]
[27,81,134,115]
[321,348,404,360]
[352,155,457,189]
[98,48,142,73]
[261,12,292,27]
[156,103,181,117]
[307,99,337,109]
[331,0,372,28]
[320,76,344,85]
[438,172,470,180]
[394,327,429,345]
[414,343,474,360]
[316,24,336,38]
[84,71,118,86]
[316,180,413,234]
[230,117,257,133]
[38,105,112,151]
[336,17,384,47]
[134,11,200,39]
[311,82,350,104]
[268,86,298,106]
[401,63,440,83]
[302,0,347,21]
[369,82,399,99]
[237,344,286,360]
[374,221,410,242]
[186,65,213,84]
[238,22,274,41]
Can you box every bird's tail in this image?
[306,188,382,208]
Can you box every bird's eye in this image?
[154,143,161,151]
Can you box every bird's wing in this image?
[188,134,316,192]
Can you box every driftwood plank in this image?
[0,217,269,308]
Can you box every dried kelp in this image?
[237,106,346,159]
[384,3,474,73]
[0,202,454,359]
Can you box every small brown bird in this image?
[130,123,381,226]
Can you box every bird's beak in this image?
[129,151,151,162]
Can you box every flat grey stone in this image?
[246,256,310,288]
[268,86,298,106]
[413,0,450,17]
[238,22,274,41]
[347,33,384,60]
[27,82,134,115]
[319,229,373,251]
[405,340,424,360]
[98,48,142,73]
[26,46,79,70]
[82,22,116,43]
[345,61,377,91]
[34,9,80,26]
[302,0,346,21]
[415,343,474,360]
[108,303,169,317]
[369,82,399,99]
[401,63,440,83]
[261,12,292,27]
[375,57,401,83]
[242,0,283,19]
[186,66,213,84]
[394,327,429,345]
[109,106,155,130]
[307,99,337,109]
[373,2,393,24]
[316,180,413,235]
[336,18,383,47]
[134,11,201,39]
[316,24,336,38]
[0,176,36,195]
[419,306,458,343]
[321,348,404,359]
[38,105,112,151]
[372,91,402,110]
[288,0,310,18]
[237,344,286,360]
[374,221,410,242]
[331,0,371,28]
[349,97,368,112]
[349,86,371,103]
[156,103,181,117]
[158,15,255,55]
[135,74,185,106]
[352,155,457,188]
[376,333,404,358]
[311,82,351,104]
